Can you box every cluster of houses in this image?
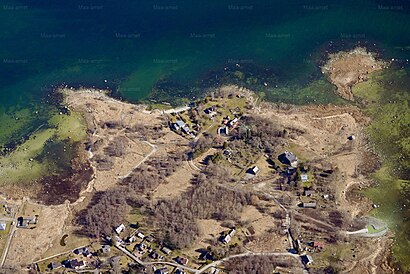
[114,223,191,272]
[296,239,325,254]
[48,247,95,271]
[276,151,322,209]
[217,116,240,136]
[171,120,196,138]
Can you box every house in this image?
[204,106,217,117]
[155,267,169,274]
[101,245,111,254]
[182,125,190,134]
[74,247,91,257]
[150,251,163,260]
[304,190,315,196]
[228,117,239,127]
[217,126,229,135]
[175,269,186,274]
[161,246,172,255]
[115,224,125,235]
[49,262,62,270]
[137,232,145,239]
[300,174,309,183]
[301,254,313,265]
[313,241,325,249]
[17,216,37,228]
[145,235,154,242]
[247,166,260,175]
[278,151,298,168]
[222,228,236,244]
[173,120,190,134]
[176,257,189,265]
[0,222,6,231]
[115,236,124,245]
[302,202,317,208]
[127,235,137,243]
[137,243,147,251]
[63,259,85,269]
[323,194,329,200]
[172,120,186,131]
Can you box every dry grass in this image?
[153,162,198,200]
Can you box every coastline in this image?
[0,48,406,272]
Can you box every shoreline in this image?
[0,48,404,272]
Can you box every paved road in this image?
[115,243,198,273]
[116,242,303,274]
[33,244,89,264]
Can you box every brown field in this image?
[153,162,198,199]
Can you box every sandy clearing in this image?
[153,162,198,199]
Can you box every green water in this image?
[353,67,410,271]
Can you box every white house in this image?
[115,224,125,235]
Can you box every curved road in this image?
[115,242,302,274]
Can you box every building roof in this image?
[181,125,190,133]
[65,259,85,269]
[301,174,309,182]
[302,202,317,208]
[301,254,313,265]
[175,120,186,127]
[49,262,62,270]
[0,222,6,230]
[161,246,172,255]
[314,241,325,248]
[115,224,125,235]
[304,190,315,196]
[177,257,189,265]
[222,234,232,244]
[247,166,259,175]
[278,151,298,167]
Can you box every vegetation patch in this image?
[353,68,410,271]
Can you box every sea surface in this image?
[2,0,410,147]
[1,0,410,269]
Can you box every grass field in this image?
[367,225,387,234]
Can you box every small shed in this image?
[115,224,125,235]
[302,202,317,208]
[300,174,309,182]
[161,246,172,255]
[304,190,315,196]
[301,254,313,265]
[247,166,260,175]
[49,262,62,270]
